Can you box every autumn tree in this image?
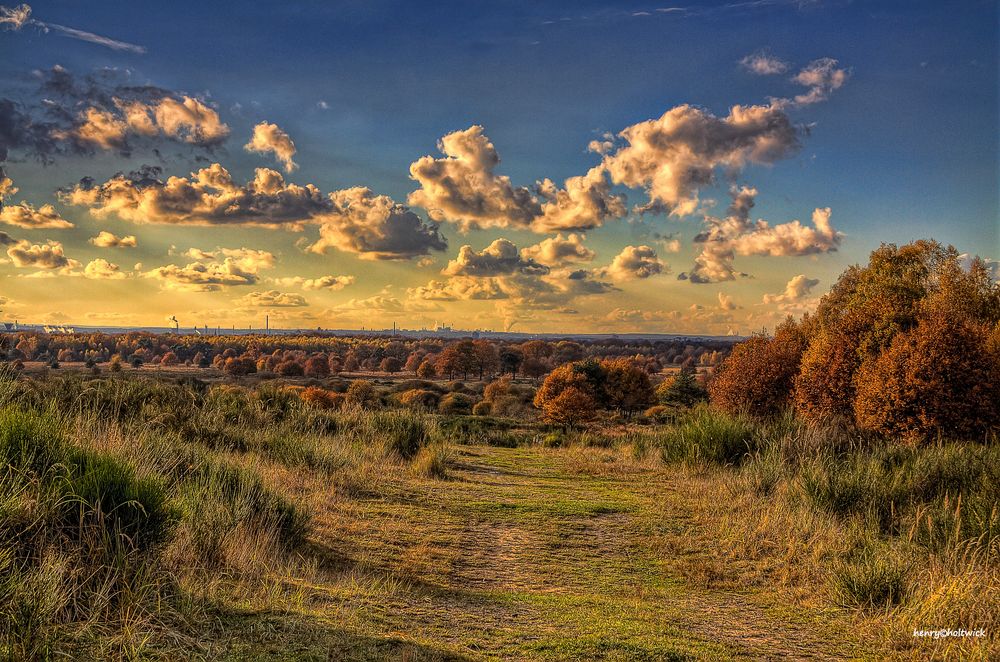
[472,340,500,380]
[709,318,808,417]
[404,351,424,374]
[380,356,402,373]
[416,359,436,379]
[793,319,861,422]
[601,358,654,416]
[854,310,999,439]
[533,364,598,427]
[521,357,548,380]
[304,355,330,378]
[499,346,523,376]
[223,356,257,376]
[795,241,1000,433]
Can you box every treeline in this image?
[0,332,732,380]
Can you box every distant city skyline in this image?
[1,1,997,334]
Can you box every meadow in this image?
[0,367,994,660]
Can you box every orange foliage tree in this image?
[708,318,808,417]
[853,311,1000,439]
[533,364,598,427]
[796,241,1000,438]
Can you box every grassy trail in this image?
[213,446,867,660]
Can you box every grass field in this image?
[240,444,869,661]
[0,372,994,660]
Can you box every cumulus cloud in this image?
[0,169,15,197]
[442,239,549,277]
[598,245,665,281]
[0,231,15,245]
[310,186,447,260]
[179,247,276,272]
[274,275,355,291]
[63,164,330,227]
[244,122,297,172]
[332,295,408,313]
[57,96,229,150]
[740,51,789,75]
[67,164,445,260]
[534,165,626,232]
[0,201,73,229]
[408,125,541,231]
[407,277,508,302]
[601,103,800,217]
[89,230,136,248]
[718,292,739,310]
[763,274,820,304]
[730,206,841,257]
[6,239,79,270]
[520,233,595,266]
[83,258,127,279]
[1,66,229,164]
[144,259,262,292]
[681,186,842,283]
[409,125,623,232]
[0,171,72,228]
[143,247,275,292]
[238,290,308,307]
[409,238,616,315]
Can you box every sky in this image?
[0,0,997,334]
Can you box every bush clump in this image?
[657,407,760,465]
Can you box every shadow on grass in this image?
[191,607,474,661]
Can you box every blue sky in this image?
[0,1,996,332]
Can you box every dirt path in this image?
[222,446,870,660]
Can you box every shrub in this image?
[472,401,492,416]
[371,411,430,459]
[438,392,476,415]
[344,380,380,409]
[275,360,305,377]
[175,459,309,569]
[397,388,441,410]
[300,386,342,410]
[832,544,910,609]
[61,449,175,550]
[483,376,513,402]
[643,405,672,423]
[412,444,451,479]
